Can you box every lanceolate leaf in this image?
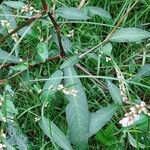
[39,117,73,150]
[60,56,79,69]
[109,28,150,42]
[136,64,150,77]
[43,70,63,90]
[64,67,89,150]
[0,48,21,64]
[0,4,20,56]
[84,6,112,20]
[128,133,145,149]
[37,42,49,62]
[56,7,89,20]
[3,1,25,9]
[51,31,72,54]
[89,104,118,137]
[41,70,63,102]
[107,81,123,105]
[7,122,30,150]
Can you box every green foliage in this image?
[0,48,21,64]
[39,117,73,150]
[3,1,25,9]
[0,0,150,149]
[96,124,118,146]
[64,67,90,149]
[89,104,118,137]
[40,70,63,102]
[84,6,112,20]
[109,28,150,42]
[107,81,123,105]
[56,7,89,20]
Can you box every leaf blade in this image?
[39,117,73,150]
[107,81,123,105]
[64,67,89,150]
[56,7,89,20]
[0,48,21,64]
[84,6,112,20]
[89,104,118,137]
[109,28,150,42]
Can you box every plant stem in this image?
[79,0,140,58]
[47,12,66,58]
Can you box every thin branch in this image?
[0,12,44,44]
[76,63,107,90]
[47,12,66,58]
[79,0,140,58]
[41,0,49,12]
[78,0,86,9]
[52,0,57,16]
[103,0,140,43]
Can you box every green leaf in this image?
[128,133,145,149]
[96,124,118,146]
[101,43,112,56]
[84,6,112,20]
[41,70,63,102]
[107,81,123,105]
[3,1,25,9]
[109,28,150,42]
[0,48,21,64]
[64,67,89,150]
[43,70,63,90]
[56,7,89,20]
[37,42,49,62]
[39,117,73,150]
[51,30,72,54]
[60,56,79,69]
[89,104,118,137]
[10,62,28,72]
[3,140,16,150]
[0,4,20,56]
[0,5,17,28]
[7,122,30,150]
[136,64,150,77]
[6,100,18,115]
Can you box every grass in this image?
[0,0,150,149]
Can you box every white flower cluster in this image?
[21,5,40,15]
[119,101,150,127]
[57,84,78,97]
[115,67,129,103]
[0,20,18,42]
[56,84,78,97]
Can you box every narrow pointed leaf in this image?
[136,64,150,77]
[109,28,150,42]
[51,31,73,54]
[39,117,73,150]
[3,1,25,9]
[41,70,63,102]
[128,133,145,149]
[84,6,112,20]
[89,104,118,137]
[7,122,30,150]
[64,67,89,150]
[0,48,21,64]
[107,81,123,105]
[37,42,49,62]
[56,7,89,20]
[60,56,79,69]
[43,70,63,90]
